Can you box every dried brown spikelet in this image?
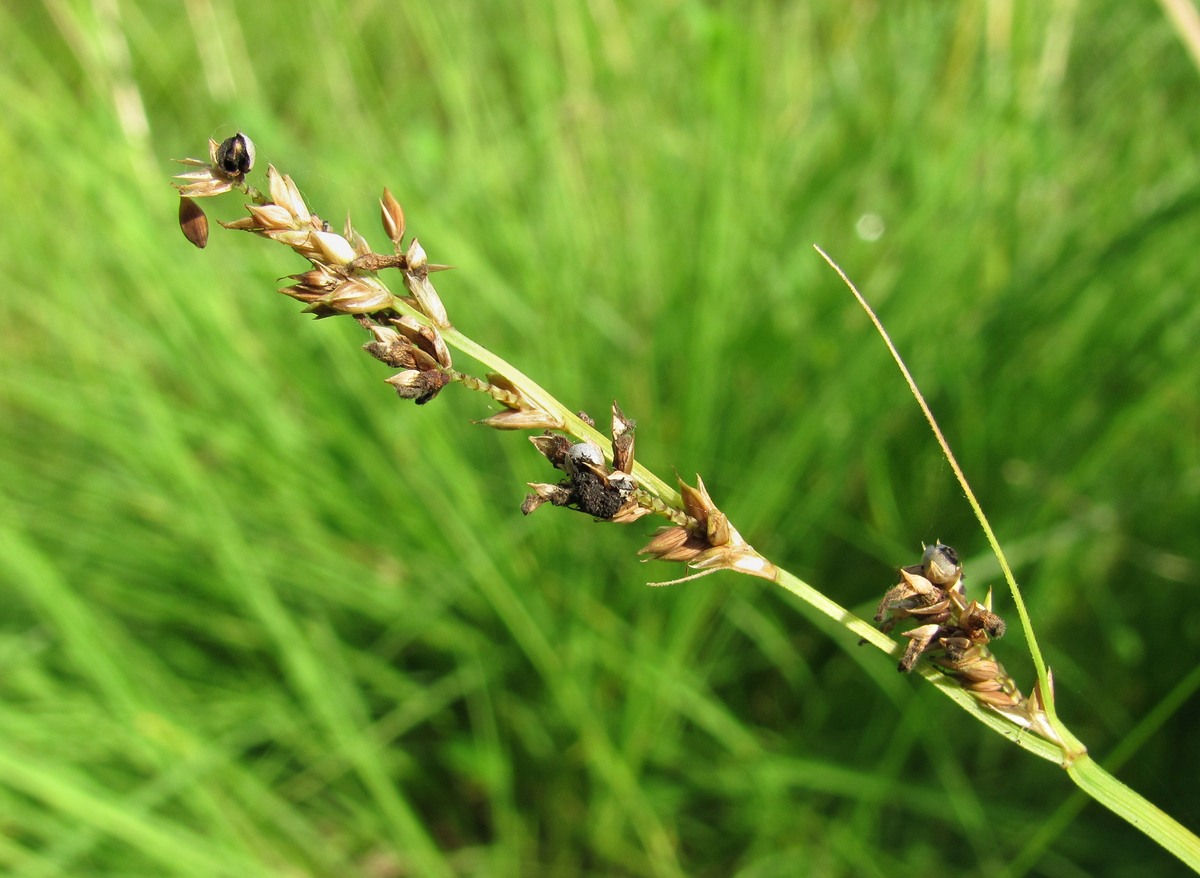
[178,197,209,248]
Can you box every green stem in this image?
[450,370,523,408]
[1067,756,1200,872]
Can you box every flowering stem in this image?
[172,137,1200,873]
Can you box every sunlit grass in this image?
[1,1,1198,875]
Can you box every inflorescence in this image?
[173,133,1054,740]
[173,133,776,589]
[874,543,1056,740]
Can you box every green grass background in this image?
[2,1,1199,875]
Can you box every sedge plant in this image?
[173,133,1200,873]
